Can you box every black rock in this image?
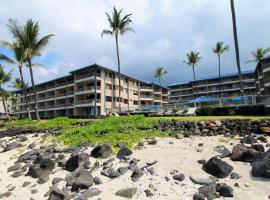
[198,184,217,200]
[17,149,42,163]
[172,173,185,182]
[251,144,265,153]
[129,163,139,171]
[101,167,120,178]
[115,187,137,198]
[118,166,129,175]
[75,188,101,200]
[52,177,64,185]
[94,176,102,185]
[231,144,258,163]
[144,189,153,197]
[193,193,205,200]
[230,172,241,180]
[216,183,234,197]
[240,136,257,144]
[65,152,90,172]
[4,141,22,152]
[48,187,71,200]
[203,157,233,178]
[26,155,55,183]
[251,149,270,178]
[197,159,206,164]
[91,143,112,158]
[7,164,21,172]
[131,169,144,181]
[214,145,231,158]
[67,169,94,191]
[147,138,157,145]
[116,143,126,148]
[117,147,133,159]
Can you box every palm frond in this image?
[32,34,54,56]
[101,29,113,37]
[0,54,16,64]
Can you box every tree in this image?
[0,65,12,120]
[0,41,31,119]
[101,7,135,111]
[154,67,167,85]
[230,0,244,96]
[183,51,201,98]
[7,19,54,120]
[246,48,270,63]
[212,41,230,99]
[12,78,28,89]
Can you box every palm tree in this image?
[230,0,244,96]
[246,48,270,63]
[0,65,12,120]
[7,19,54,120]
[213,41,230,98]
[183,51,201,98]
[101,7,135,111]
[12,78,28,89]
[154,67,167,85]
[0,41,31,119]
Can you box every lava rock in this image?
[251,144,265,153]
[230,172,241,180]
[231,144,258,163]
[116,147,133,160]
[198,184,217,200]
[75,188,101,199]
[193,193,205,200]
[203,157,233,178]
[115,187,137,199]
[172,173,185,182]
[26,155,55,183]
[101,167,120,178]
[4,142,22,152]
[240,136,257,144]
[48,187,71,200]
[91,143,112,158]
[251,149,270,178]
[65,152,90,172]
[67,169,94,191]
[131,169,144,181]
[216,183,234,197]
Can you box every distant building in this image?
[168,71,256,103]
[255,57,270,95]
[13,64,169,118]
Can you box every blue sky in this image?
[0,0,270,88]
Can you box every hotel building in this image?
[168,71,257,103]
[255,57,270,95]
[13,64,169,118]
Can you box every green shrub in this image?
[196,106,215,116]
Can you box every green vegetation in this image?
[4,117,85,130]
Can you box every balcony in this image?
[74,99,101,107]
[75,86,101,95]
[75,73,100,83]
[140,86,153,92]
[140,95,153,101]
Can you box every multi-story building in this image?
[13,64,169,118]
[168,71,256,103]
[255,57,270,95]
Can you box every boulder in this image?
[193,193,205,200]
[4,142,22,152]
[26,155,55,183]
[213,145,231,158]
[251,144,265,153]
[172,173,185,182]
[91,143,112,158]
[17,149,42,163]
[66,169,94,191]
[231,144,258,162]
[115,187,137,199]
[259,127,270,136]
[65,152,90,172]
[116,147,133,160]
[251,149,270,178]
[203,157,233,178]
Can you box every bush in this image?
[196,106,215,116]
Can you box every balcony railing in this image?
[141,86,153,90]
[75,73,100,80]
[76,99,101,105]
[76,85,101,92]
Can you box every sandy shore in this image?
[0,135,269,200]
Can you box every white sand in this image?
[0,135,269,200]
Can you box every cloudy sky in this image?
[0,0,270,88]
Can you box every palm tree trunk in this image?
[192,65,198,98]
[19,67,31,119]
[115,34,121,112]
[0,86,9,120]
[230,0,244,97]
[159,77,161,86]
[28,59,40,120]
[218,54,222,100]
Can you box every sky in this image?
[0,0,270,88]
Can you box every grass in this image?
[4,117,87,130]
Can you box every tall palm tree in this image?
[101,7,135,111]
[213,41,230,98]
[154,67,167,85]
[0,41,31,119]
[183,51,201,98]
[230,0,244,96]
[0,65,12,120]
[12,78,28,89]
[246,48,270,63]
[7,19,54,120]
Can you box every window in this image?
[106,96,112,102]
[134,100,138,105]
[124,99,128,104]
